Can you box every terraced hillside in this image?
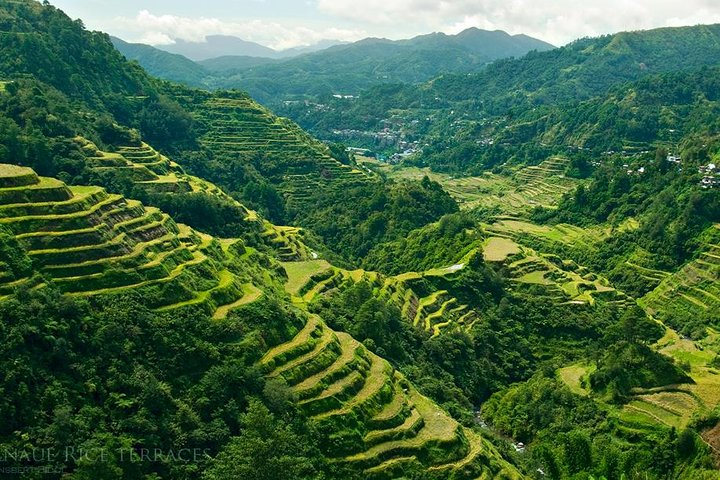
[640,225,720,329]
[0,164,261,316]
[80,138,239,199]
[358,156,577,214]
[77,137,312,261]
[482,235,631,307]
[558,323,720,441]
[173,90,374,209]
[260,314,520,479]
[506,157,577,213]
[283,258,485,338]
[0,164,518,478]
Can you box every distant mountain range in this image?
[156,35,346,61]
[113,28,555,100]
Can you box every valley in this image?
[0,1,719,479]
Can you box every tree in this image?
[203,399,316,480]
[563,430,592,474]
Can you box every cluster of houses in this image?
[388,147,419,163]
[666,154,719,188]
[699,163,719,188]
[619,155,718,188]
[332,125,422,163]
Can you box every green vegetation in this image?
[279,25,720,177]
[0,0,454,269]
[282,259,332,295]
[484,237,521,262]
[640,226,720,336]
[2,1,720,478]
[258,314,519,478]
[363,212,482,274]
[0,166,263,316]
[0,164,520,478]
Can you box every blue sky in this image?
[49,0,720,50]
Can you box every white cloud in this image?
[137,31,174,46]
[116,10,367,50]
[316,0,720,45]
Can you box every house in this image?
[699,163,716,174]
[701,176,720,188]
[699,164,719,188]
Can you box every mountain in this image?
[159,34,277,60]
[279,39,347,57]
[119,28,553,104]
[277,23,720,172]
[206,28,554,102]
[155,35,344,61]
[394,27,554,57]
[2,2,720,479]
[111,36,209,85]
[198,55,277,73]
[429,24,720,108]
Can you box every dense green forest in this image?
[1,1,720,479]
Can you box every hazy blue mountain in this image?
[154,35,343,61]
[278,39,348,58]
[159,34,277,60]
[111,36,209,85]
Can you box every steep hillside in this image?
[0,163,519,479]
[0,164,257,313]
[640,225,720,335]
[0,0,155,111]
[258,314,520,479]
[474,65,720,156]
[172,88,373,210]
[0,0,456,265]
[75,137,312,261]
[431,24,720,109]
[164,86,458,262]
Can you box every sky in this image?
[49,0,720,51]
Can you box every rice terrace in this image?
[0,0,719,479]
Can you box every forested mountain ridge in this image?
[112,27,554,103]
[412,63,720,174]
[278,24,720,168]
[431,24,720,108]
